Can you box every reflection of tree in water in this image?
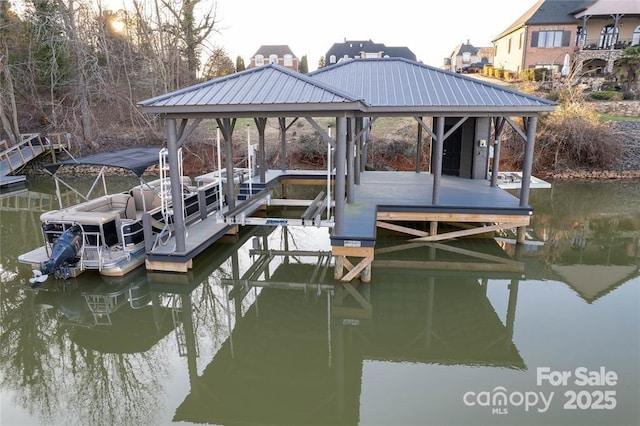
[0,283,169,426]
[191,264,236,355]
[188,225,326,357]
[1,289,61,424]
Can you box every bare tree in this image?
[0,50,21,144]
[161,0,220,83]
[2,0,223,146]
[56,0,96,144]
[0,3,20,142]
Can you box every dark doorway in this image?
[442,119,463,176]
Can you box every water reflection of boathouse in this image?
[173,236,525,425]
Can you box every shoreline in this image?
[22,163,640,181]
[18,120,640,182]
[540,169,640,180]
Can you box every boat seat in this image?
[41,210,120,225]
[43,193,136,221]
[71,193,136,219]
[131,187,162,212]
[131,176,193,212]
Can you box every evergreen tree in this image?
[202,47,235,79]
[614,46,640,94]
[299,55,308,73]
[235,55,245,72]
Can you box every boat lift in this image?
[209,127,335,229]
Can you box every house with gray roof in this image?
[324,39,416,67]
[443,40,493,73]
[492,0,640,77]
[249,45,299,71]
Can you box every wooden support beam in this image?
[375,242,431,255]
[409,222,524,242]
[225,225,239,235]
[422,241,523,265]
[332,245,374,282]
[145,259,193,273]
[342,256,355,271]
[377,211,531,225]
[342,283,373,312]
[376,220,430,237]
[280,178,333,186]
[446,222,480,229]
[372,259,524,273]
[332,245,374,258]
[341,255,374,282]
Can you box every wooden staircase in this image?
[0,133,71,187]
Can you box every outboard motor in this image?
[31,224,83,286]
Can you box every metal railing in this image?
[0,132,71,175]
[0,134,43,174]
[579,37,638,51]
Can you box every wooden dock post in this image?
[332,245,374,283]
[334,254,344,280]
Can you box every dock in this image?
[137,58,557,282]
[0,175,26,188]
[0,132,71,188]
[145,169,531,281]
[495,171,551,189]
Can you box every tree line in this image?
[0,0,312,148]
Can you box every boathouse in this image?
[137,58,556,282]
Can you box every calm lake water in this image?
[1,178,639,426]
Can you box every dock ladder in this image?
[156,148,187,247]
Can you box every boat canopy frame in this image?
[42,148,162,209]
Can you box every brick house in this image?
[324,39,416,66]
[443,40,493,73]
[249,45,299,71]
[492,0,640,77]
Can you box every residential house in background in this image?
[443,40,493,73]
[249,45,299,71]
[492,0,640,77]
[572,0,640,76]
[324,39,416,66]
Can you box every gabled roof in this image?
[309,58,556,114]
[574,0,640,17]
[450,43,480,57]
[325,39,417,62]
[493,0,592,41]
[138,64,365,116]
[552,264,639,303]
[251,45,297,58]
[138,58,556,118]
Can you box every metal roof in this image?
[309,58,556,114]
[138,58,556,118]
[138,64,365,116]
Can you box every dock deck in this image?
[333,171,531,246]
[146,169,531,274]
